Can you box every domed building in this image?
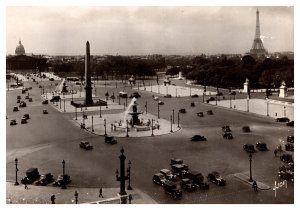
[15,40,26,55]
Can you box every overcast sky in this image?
[6,6,294,55]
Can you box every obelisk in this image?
[85,41,93,104]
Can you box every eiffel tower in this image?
[250,9,268,57]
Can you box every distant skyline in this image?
[6,6,294,55]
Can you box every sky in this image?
[6,6,294,55]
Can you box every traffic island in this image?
[234,173,270,190]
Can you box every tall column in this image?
[85,41,93,105]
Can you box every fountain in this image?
[127,99,143,127]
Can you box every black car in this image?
[22,90,26,94]
[179,109,186,114]
[181,178,196,192]
[280,154,293,163]
[160,169,177,181]
[42,100,48,105]
[208,97,215,101]
[187,170,209,190]
[191,94,199,98]
[13,106,19,112]
[152,173,167,187]
[21,118,27,124]
[278,170,294,182]
[276,117,290,122]
[79,141,93,150]
[23,114,30,120]
[256,142,268,151]
[129,92,141,98]
[242,126,251,132]
[170,158,183,166]
[243,144,255,153]
[222,125,231,132]
[50,96,61,102]
[223,132,233,139]
[19,101,27,107]
[36,173,54,186]
[190,135,207,141]
[285,143,294,152]
[119,91,128,98]
[53,174,71,187]
[286,121,294,127]
[10,119,17,126]
[158,101,164,105]
[171,164,189,178]
[17,99,21,103]
[43,109,48,114]
[216,92,223,96]
[207,110,213,115]
[197,112,204,117]
[164,94,172,98]
[29,98,33,102]
[25,95,29,99]
[163,181,182,199]
[207,171,226,186]
[22,168,40,184]
[105,136,117,144]
[287,135,294,143]
[17,95,21,99]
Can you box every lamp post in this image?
[215,95,218,105]
[267,99,269,116]
[177,111,180,128]
[82,110,85,126]
[99,103,102,118]
[104,119,107,136]
[145,101,147,114]
[92,116,94,132]
[63,99,66,112]
[75,107,77,120]
[14,158,19,185]
[284,106,286,117]
[249,153,253,182]
[230,95,232,109]
[202,92,205,103]
[190,86,192,96]
[127,160,132,190]
[125,96,128,107]
[115,148,129,204]
[176,88,177,98]
[172,109,175,124]
[126,120,129,137]
[170,115,173,132]
[60,99,61,109]
[157,103,160,119]
[62,160,66,189]
[74,191,78,204]
[151,119,154,136]
[247,97,249,112]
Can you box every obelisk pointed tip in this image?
[86,41,90,45]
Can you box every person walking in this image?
[51,195,55,204]
[99,187,103,198]
[274,149,278,157]
[252,181,258,192]
[128,194,133,204]
[24,177,28,189]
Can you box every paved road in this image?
[6,76,294,204]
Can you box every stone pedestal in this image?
[118,193,128,204]
[279,81,287,98]
[178,72,183,79]
[243,78,249,93]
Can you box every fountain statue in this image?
[128,100,143,127]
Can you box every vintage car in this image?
[180,178,196,192]
[13,106,19,112]
[10,119,17,126]
[187,170,209,190]
[17,95,21,99]
[21,118,27,124]
[170,158,183,166]
[191,94,199,98]
[287,135,294,143]
[286,121,294,127]
[164,94,172,98]
[158,101,164,105]
[280,154,293,163]
[256,142,268,151]
[207,171,226,186]
[22,168,40,184]
[105,136,117,144]
[163,181,182,199]
[36,173,54,186]
[79,141,93,150]
[171,164,189,178]
[197,112,204,117]
[43,109,48,114]
[152,173,167,187]
[242,126,251,132]
[278,170,294,182]
[160,169,176,181]
[42,100,49,105]
[285,143,294,152]
[29,98,33,102]
[207,110,213,115]
[25,95,29,99]
[222,125,231,132]
[50,96,61,102]
[19,101,27,107]
[53,174,71,187]
[17,99,21,103]
[119,91,128,98]
[129,92,141,98]
[190,135,207,142]
[276,117,290,122]
[243,144,255,153]
[223,132,233,139]
[179,109,186,113]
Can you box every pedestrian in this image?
[24,177,28,189]
[51,195,55,204]
[252,181,258,192]
[99,187,103,198]
[278,145,282,152]
[274,149,278,157]
[128,194,133,204]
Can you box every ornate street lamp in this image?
[104,119,107,136]
[92,116,94,132]
[126,120,129,137]
[151,119,154,136]
[115,148,129,204]
[249,153,253,182]
[74,191,78,204]
[177,111,180,128]
[172,109,175,123]
[14,158,19,185]
[127,160,132,190]
[75,107,77,120]
[157,103,160,119]
[61,160,66,189]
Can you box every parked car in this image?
[10,119,17,125]
[207,110,213,115]
[17,99,20,103]
[216,92,223,96]
[222,125,231,132]
[23,114,30,119]
[280,154,293,163]
[22,89,26,94]
[42,100,49,105]
[53,174,71,187]
[36,173,54,186]
[191,94,198,98]
[207,171,226,186]
[49,78,54,81]
[152,173,167,187]
[163,181,182,199]
[278,170,294,182]
[50,96,61,102]
[197,112,204,117]
[243,144,255,153]
[256,142,268,151]
[164,94,172,98]
[285,143,294,152]
[242,126,251,132]
[17,96,21,99]
[160,169,176,181]
[25,95,29,99]
[105,136,117,144]
[171,164,189,178]
[79,141,93,150]
[223,132,233,139]
[158,101,164,105]
[19,101,26,107]
[129,92,141,98]
[119,91,128,98]
[43,109,48,114]
[170,158,183,166]
[276,117,290,122]
[287,135,294,143]
[29,98,33,102]
[179,108,186,113]
[286,121,294,127]
[190,135,207,141]
[208,97,215,101]
[21,118,27,124]
[181,178,196,192]
[187,170,209,190]
[153,96,159,101]
[13,107,19,112]
[22,168,40,184]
